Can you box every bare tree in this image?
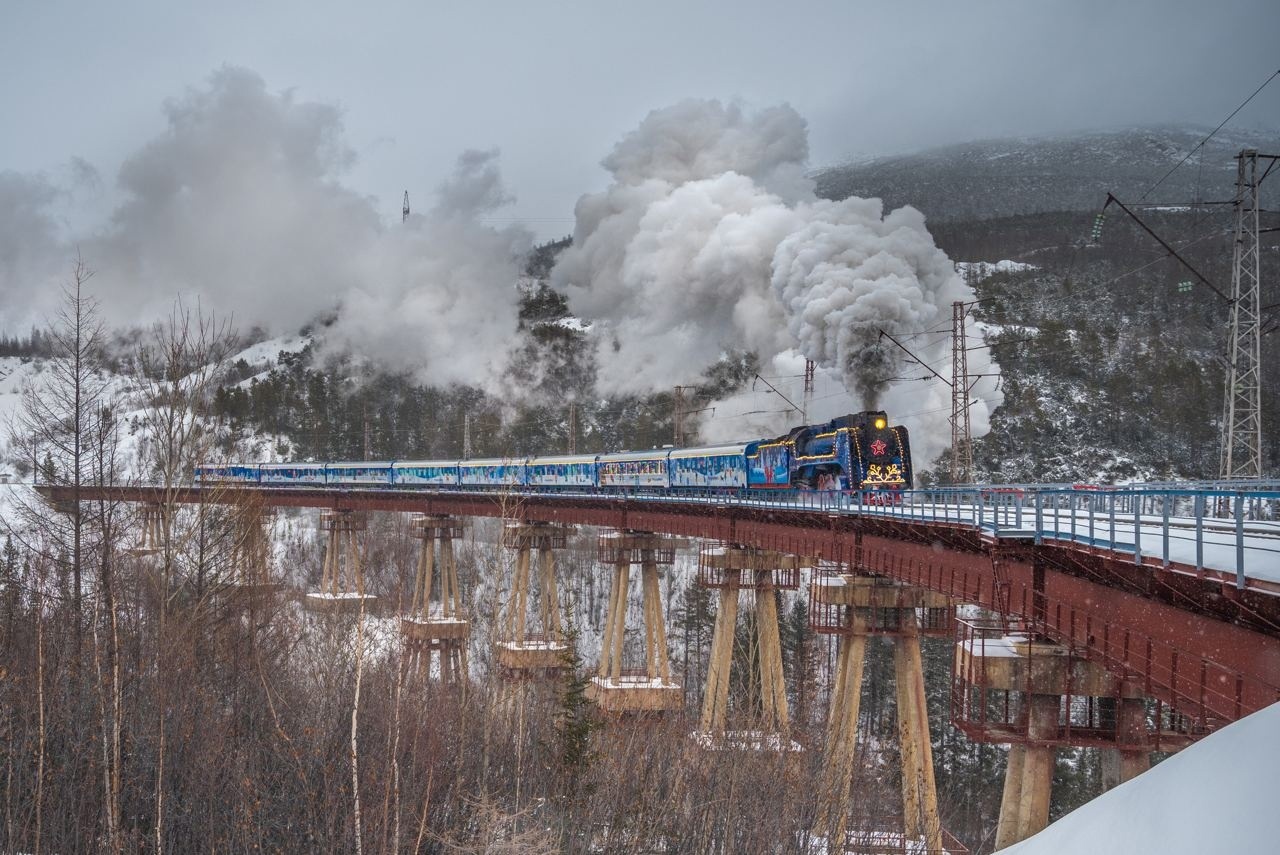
[5,258,109,658]
[129,298,236,851]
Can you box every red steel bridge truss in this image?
[40,483,1280,733]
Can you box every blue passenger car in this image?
[668,445,748,488]
[260,462,327,485]
[525,455,598,488]
[598,450,670,489]
[195,463,261,483]
[458,458,526,487]
[391,461,460,487]
[326,462,395,486]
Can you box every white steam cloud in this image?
[0,67,529,393]
[2,76,1001,465]
[552,99,1001,464]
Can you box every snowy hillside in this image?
[815,125,1279,221]
[1004,700,1280,854]
[0,334,307,481]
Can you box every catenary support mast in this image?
[1220,150,1268,479]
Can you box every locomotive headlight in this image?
[874,418,886,430]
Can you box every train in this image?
[195,410,912,495]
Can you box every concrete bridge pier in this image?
[224,498,280,608]
[954,622,1171,850]
[695,544,808,750]
[1100,690,1154,788]
[588,530,682,714]
[305,510,377,613]
[124,502,165,558]
[993,693,1058,849]
[810,570,954,851]
[402,514,469,685]
[495,521,573,677]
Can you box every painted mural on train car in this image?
[526,459,597,487]
[669,448,748,488]
[195,464,260,483]
[746,442,791,487]
[327,464,395,484]
[261,464,326,484]
[598,456,668,488]
[392,463,459,486]
[458,460,523,486]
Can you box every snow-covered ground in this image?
[956,259,1037,279]
[1003,700,1280,854]
[229,334,309,388]
[229,334,308,366]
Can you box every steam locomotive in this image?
[196,410,911,495]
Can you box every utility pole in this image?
[950,301,974,484]
[402,190,410,223]
[363,405,372,461]
[803,359,816,424]
[673,386,687,447]
[462,413,472,460]
[1220,150,1267,480]
[568,401,578,454]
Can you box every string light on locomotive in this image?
[864,463,904,485]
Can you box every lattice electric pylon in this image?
[1220,150,1265,479]
[803,359,815,423]
[950,301,974,484]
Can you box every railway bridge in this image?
[40,480,1280,852]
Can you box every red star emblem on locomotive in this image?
[869,439,888,457]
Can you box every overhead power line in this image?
[1138,68,1280,202]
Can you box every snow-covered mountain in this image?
[815,125,1279,220]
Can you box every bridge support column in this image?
[815,620,866,846]
[496,522,572,677]
[125,503,165,557]
[955,619,1184,850]
[224,498,280,608]
[995,745,1026,849]
[1100,691,1153,789]
[402,515,469,685]
[695,544,806,750]
[992,700,1057,850]
[810,569,954,850]
[588,531,681,713]
[305,510,377,613]
[1012,694,1058,844]
[895,613,943,849]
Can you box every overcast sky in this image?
[2,0,1277,238]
